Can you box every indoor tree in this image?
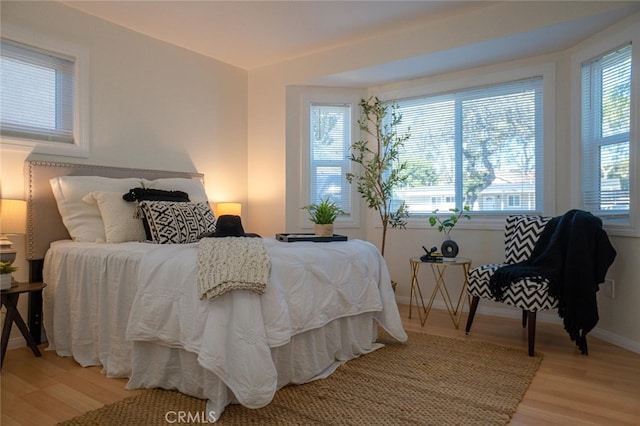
[346,96,410,256]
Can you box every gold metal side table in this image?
[409,257,471,328]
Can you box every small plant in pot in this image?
[302,197,345,237]
[429,206,471,258]
[0,261,18,290]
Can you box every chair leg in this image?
[465,296,480,334]
[527,310,536,356]
[522,310,527,328]
[583,336,589,356]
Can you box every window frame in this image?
[374,63,557,230]
[571,24,639,237]
[0,24,89,158]
[300,92,361,229]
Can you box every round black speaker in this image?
[441,240,459,258]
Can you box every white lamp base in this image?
[0,234,17,265]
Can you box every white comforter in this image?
[43,238,407,417]
[126,238,406,409]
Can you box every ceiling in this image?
[62,1,638,86]
[63,0,483,70]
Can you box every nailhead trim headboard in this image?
[25,160,204,260]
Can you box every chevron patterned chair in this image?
[465,215,557,356]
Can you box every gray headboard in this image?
[25,160,204,261]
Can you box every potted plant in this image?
[302,197,345,237]
[346,96,410,257]
[429,206,471,258]
[0,261,18,290]
[428,206,471,235]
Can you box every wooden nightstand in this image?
[1,282,46,369]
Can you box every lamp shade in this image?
[0,199,27,235]
[215,202,242,217]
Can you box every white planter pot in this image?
[0,274,12,290]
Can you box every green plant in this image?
[429,206,471,235]
[0,261,18,274]
[346,96,410,256]
[302,197,345,224]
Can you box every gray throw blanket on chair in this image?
[489,209,616,354]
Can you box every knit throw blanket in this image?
[489,209,616,354]
[197,237,270,300]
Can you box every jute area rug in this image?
[59,331,541,425]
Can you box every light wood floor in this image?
[2,304,639,425]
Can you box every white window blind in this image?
[581,43,631,218]
[392,77,544,215]
[1,38,75,143]
[309,103,352,214]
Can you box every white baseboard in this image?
[2,326,48,352]
[396,295,640,354]
[6,336,27,351]
[590,327,640,354]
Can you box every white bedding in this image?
[43,237,407,420]
[43,241,150,376]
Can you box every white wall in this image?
[1,1,248,202]
[0,1,248,345]
[249,2,640,352]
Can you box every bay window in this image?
[391,77,545,216]
[308,102,353,215]
[581,44,632,220]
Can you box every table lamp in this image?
[0,199,26,289]
[0,199,27,265]
[214,202,242,217]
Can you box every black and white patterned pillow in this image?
[139,201,216,244]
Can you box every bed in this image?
[25,160,407,421]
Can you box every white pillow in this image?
[83,191,147,243]
[142,177,209,203]
[50,176,142,242]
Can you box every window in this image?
[0,28,88,157]
[1,38,74,142]
[391,77,544,216]
[581,44,631,220]
[308,103,353,215]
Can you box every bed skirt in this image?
[127,313,383,421]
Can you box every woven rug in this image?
[59,331,541,425]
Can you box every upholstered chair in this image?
[465,215,556,356]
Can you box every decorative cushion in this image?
[468,263,557,311]
[49,176,143,242]
[123,188,190,240]
[122,187,189,203]
[503,279,557,311]
[139,201,216,244]
[504,215,551,264]
[82,191,146,243]
[142,178,209,203]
